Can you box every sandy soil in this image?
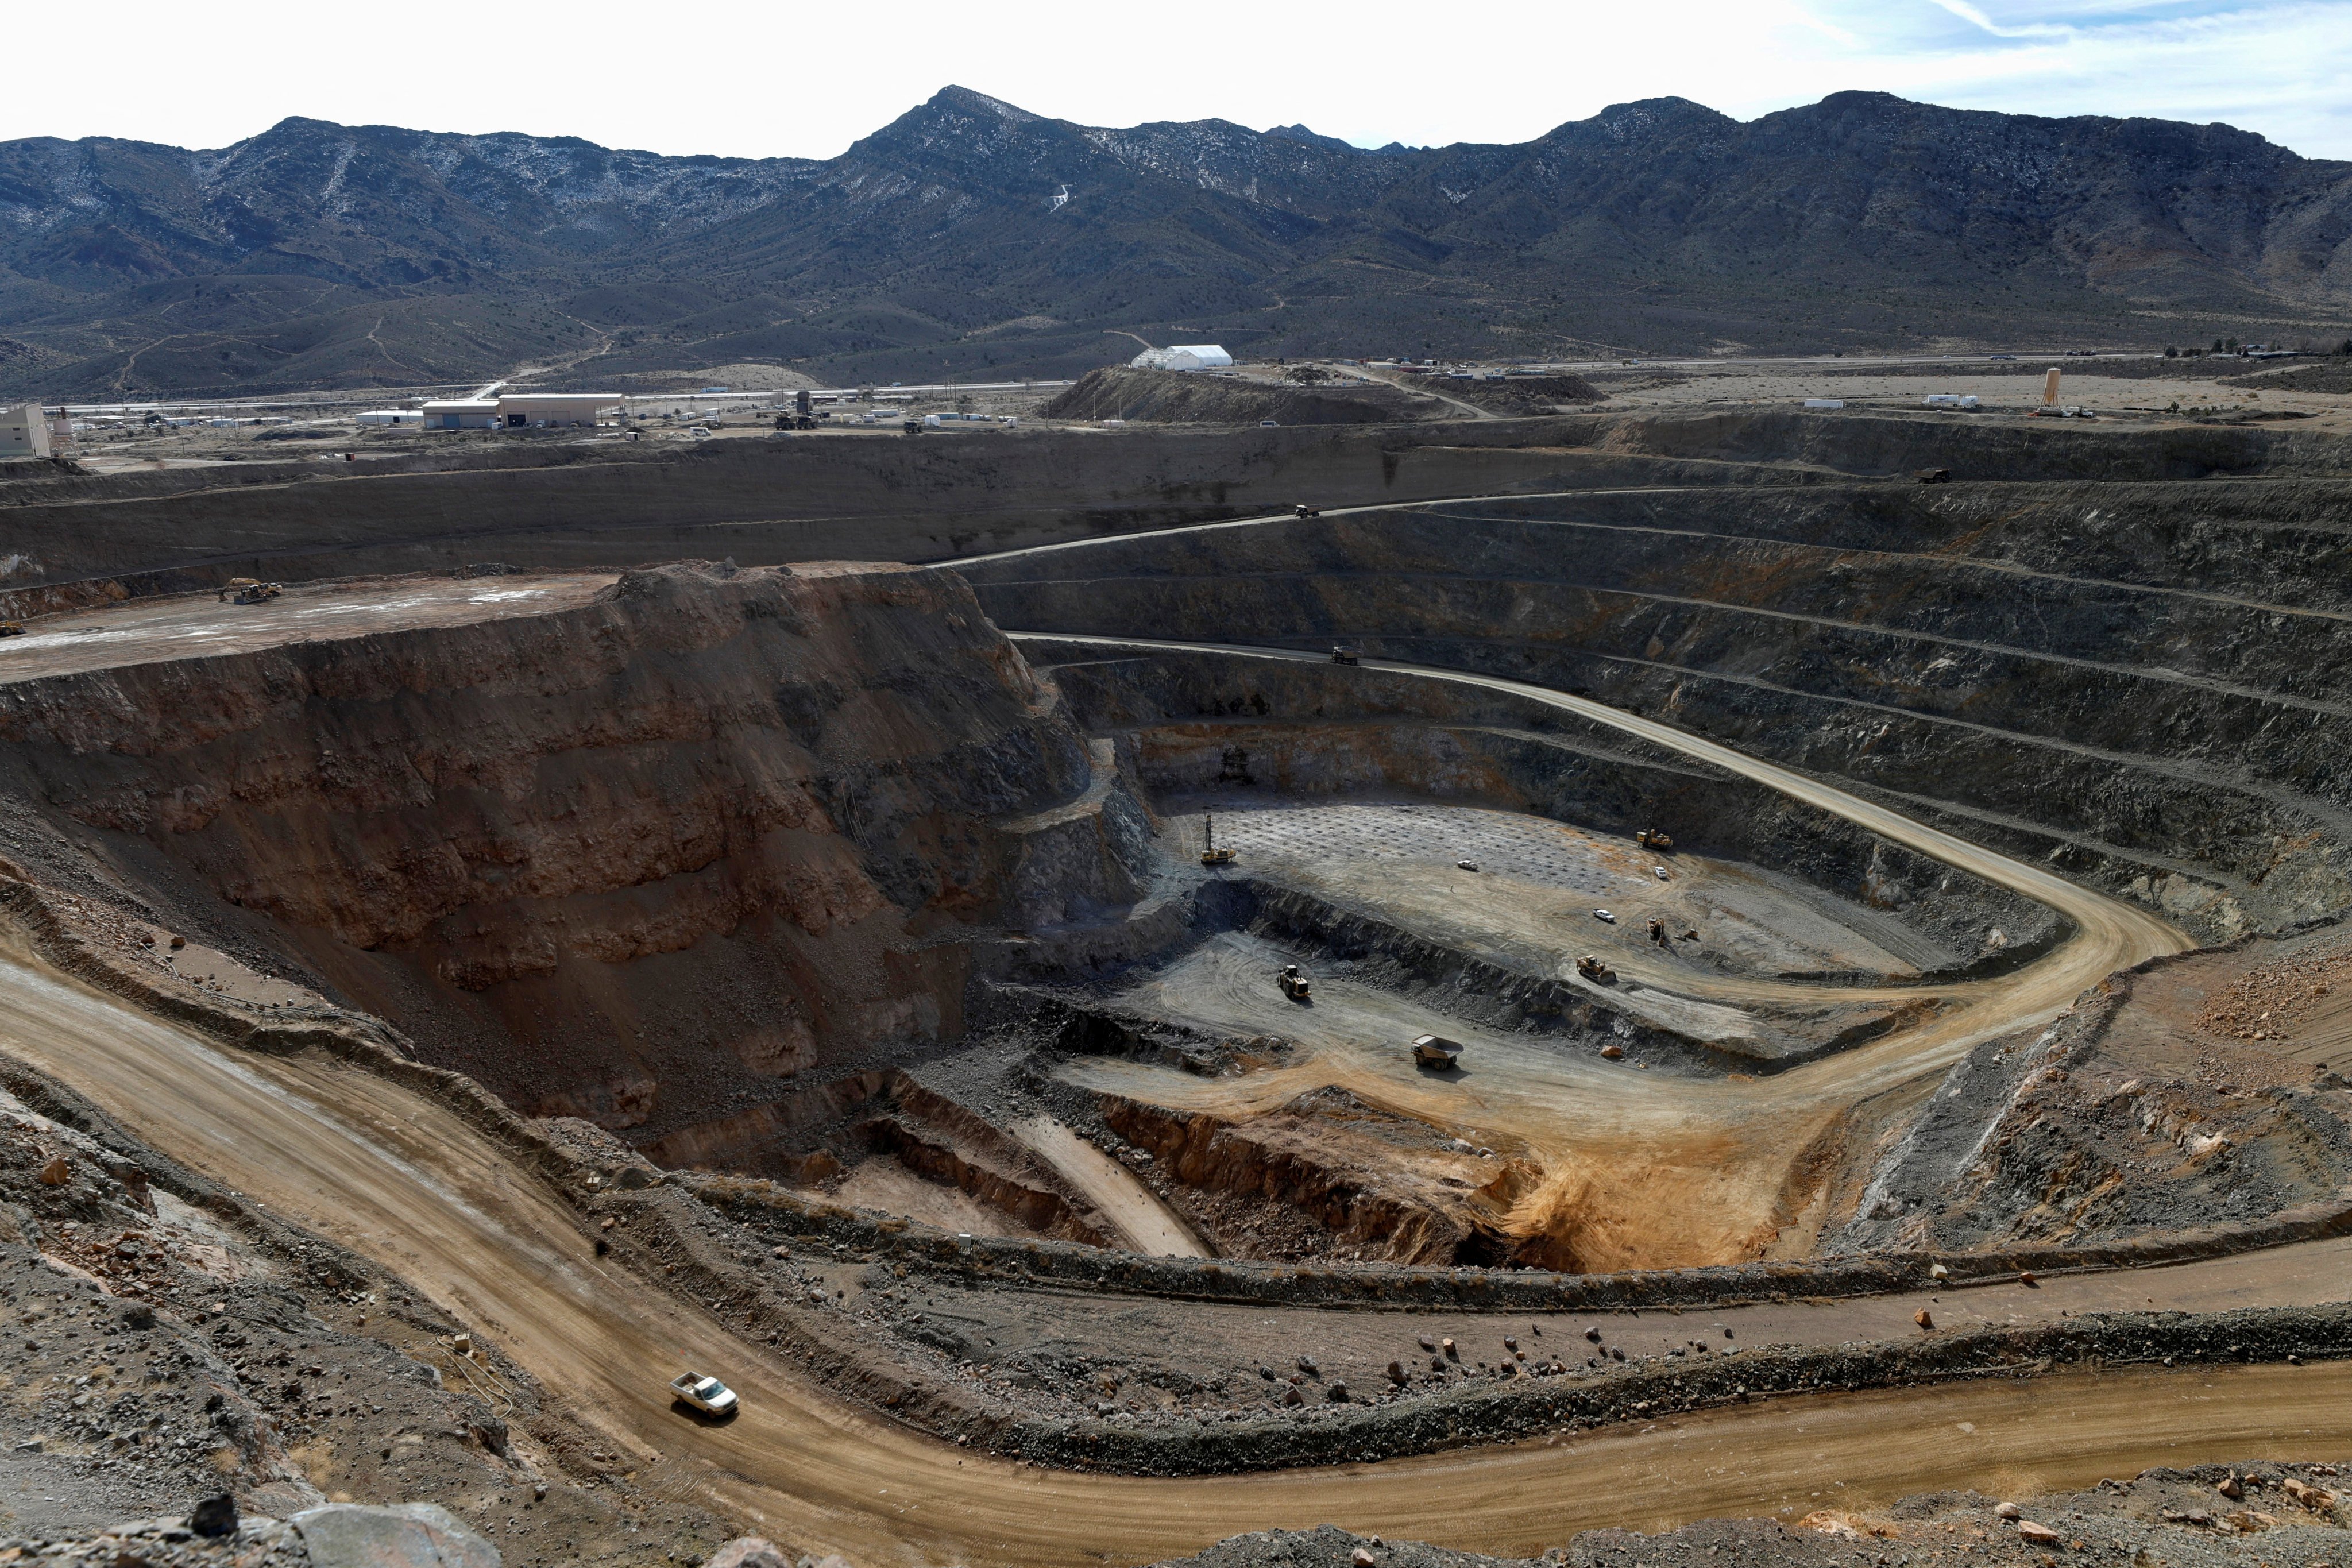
[829,1156,1037,1241]
[0,574,615,684]
[1010,1116,1211,1258]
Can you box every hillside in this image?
[5,87,2352,396]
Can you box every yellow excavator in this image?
[218,578,282,605]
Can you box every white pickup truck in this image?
[669,1372,739,1416]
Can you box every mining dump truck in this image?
[1914,467,1953,484]
[1278,964,1312,1001]
[0,621,22,638]
[1636,828,1674,851]
[1330,644,1361,665]
[1294,503,1323,518]
[1200,810,1236,867]
[219,579,281,605]
[1575,955,1615,982]
[1412,1034,1463,1070]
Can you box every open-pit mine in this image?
[3,405,2352,1568]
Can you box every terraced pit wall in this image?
[5,411,2346,605]
[963,470,2352,941]
[0,562,1148,1157]
[1028,643,2064,979]
[0,416,1771,601]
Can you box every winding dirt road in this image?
[5,934,2350,1568]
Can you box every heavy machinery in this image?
[1412,1034,1463,1070]
[1294,503,1322,518]
[0,621,22,638]
[1575,954,1615,982]
[1647,918,1670,947]
[218,578,281,605]
[1278,964,1312,1001]
[1200,810,1235,867]
[1635,828,1674,851]
[1914,467,1953,484]
[1330,644,1361,665]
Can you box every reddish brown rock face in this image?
[0,562,1146,1144]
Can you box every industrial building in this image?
[1,402,51,459]
[419,399,501,430]
[417,393,619,431]
[1129,345,1234,372]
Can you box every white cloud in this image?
[3,0,2350,160]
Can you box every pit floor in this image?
[1173,795,1967,984]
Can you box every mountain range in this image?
[4,86,2351,399]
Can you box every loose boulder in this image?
[292,1502,501,1567]
[707,1540,789,1568]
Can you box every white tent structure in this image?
[1129,344,1234,372]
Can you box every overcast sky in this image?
[10,0,2351,161]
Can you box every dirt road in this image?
[7,937,2351,1565]
[1011,1114,1212,1257]
[0,574,614,684]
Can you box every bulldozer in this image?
[1199,810,1235,867]
[1277,964,1312,1001]
[1635,828,1674,851]
[1575,954,1615,982]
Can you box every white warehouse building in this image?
[2,402,52,459]
[1129,344,1234,372]
[418,393,620,431]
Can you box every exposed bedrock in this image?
[963,481,2352,937]
[1101,1090,1532,1268]
[0,562,1150,1145]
